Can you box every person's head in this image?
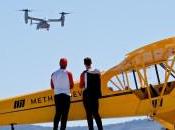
[59,58,67,69]
[84,57,92,69]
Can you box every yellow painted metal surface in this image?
[0,83,142,125]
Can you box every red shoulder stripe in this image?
[67,71,74,89]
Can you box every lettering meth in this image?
[31,91,83,104]
[31,96,53,104]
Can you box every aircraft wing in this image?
[103,37,175,81]
[28,16,44,21]
[47,19,61,22]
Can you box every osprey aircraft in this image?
[0,37,175,130]
[20,9,70,30]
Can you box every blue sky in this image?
[0,0,175,126]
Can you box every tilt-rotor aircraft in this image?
[20,9,70,31]
[1,37,175,130]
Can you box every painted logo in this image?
[14,99,25,109]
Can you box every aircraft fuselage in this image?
[36,21,50,30]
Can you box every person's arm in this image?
[50,73,54,89]
[67,72,74,89]
[50,78,54,89]
[80,72,85,88]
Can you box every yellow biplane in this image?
[1,37,175,130]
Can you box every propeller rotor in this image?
[59,12,70,15]
[19,9,32,12]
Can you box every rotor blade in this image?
[19,9,32,12]
[59,12,70,15]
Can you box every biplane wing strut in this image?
[101,36,175,129]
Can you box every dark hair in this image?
[84,57,92,66]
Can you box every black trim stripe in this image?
[0,104,54,115]
[101,91,132,98]
[0,91,133,115]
